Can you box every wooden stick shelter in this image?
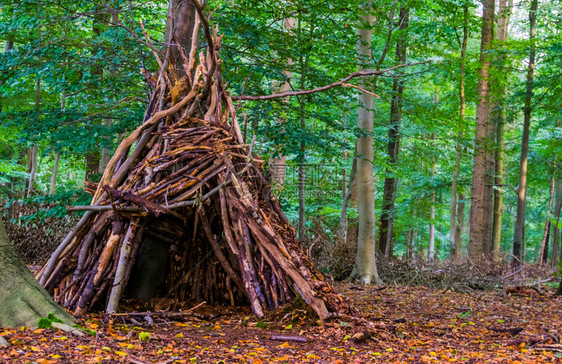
[38,17,348,319]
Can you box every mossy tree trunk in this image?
[0,213,73,328]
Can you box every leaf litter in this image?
[1,284,561,363]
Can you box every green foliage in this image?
[37,313,64,329]
[1,0,561,268]
[139,332,151,342]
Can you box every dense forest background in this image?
[0,0,560,278]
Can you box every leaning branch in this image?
[232,61,430,101]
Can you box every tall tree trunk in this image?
[85,5,105,182]
[551,172,562,269]
[349,9,382,285]
[339,0,397,246]
[50,93,66,195]
[429,190,436,262]
[49,153,60,196]
[455,193,466,258]
[164,0,197,79]
[468,0,495,263]
[27,9,42,199]
[338,154,357,242]
[296,17,311,240]
[429,132,436,262]
[27,143,38,198]
[450,5,469,260]
[513,0,538,265]
[269,17,295,192]
[0,213,74,327]
[377,7,409,257]
[407,201,418,262]
[539,175,555,265]
[491,0,513,261]
[0,4,16,113]
[100,119,112,173]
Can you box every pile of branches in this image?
[377,257,555,291]
[37,13,350,320]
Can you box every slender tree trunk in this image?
[513,0,538,265]
[296,17,311,240]
[450,5,469,260]
[377,7,409,257]
[551,173,562,269]
[428,132,436,262]
[539,175,555,265]
[491,0,513,261]
[85,6,105,182]
[407,202,418,262]
[338,156,357,241]
[468,0,495,263]
[100,119,112,173]
[429,191,436,262]
[339,1,397,246]
[270,17,295,192]
[49,153,60,196]
[455,193,466,258]
[349,9,382,285]
[50,93,66,196]
[0,5,15,113]
[27,143,38,198]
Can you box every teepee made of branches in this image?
[37,9,349,319]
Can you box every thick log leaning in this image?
[39,16,351,320]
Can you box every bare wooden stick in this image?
[232,61,430,101]
[106,218,140,313]
[93,81,203,201]
[105,301,206,317]
[269,335,310,343]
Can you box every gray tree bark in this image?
[0,213,73,328]
[349,8,382,285]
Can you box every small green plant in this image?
[72,324,96,336]
[255,321,268,329]
[139,332,151,342]
[37,313,64,329]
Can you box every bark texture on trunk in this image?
[0,213,73,327]
[269,18,295,193]
[513,0,538,265]
[164,0,197,79]
[450,5,469,260]
[377,7,409,257]
[551,176,562,269]
[491,0,512,261]
[349,10,382,285]
[539,176,555,265]
[468,0,495,263]
[49,153,60,196]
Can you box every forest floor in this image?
[0,283,561,363]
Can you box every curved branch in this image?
[232,61,430,101]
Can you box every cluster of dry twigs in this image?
[36,5,350,320]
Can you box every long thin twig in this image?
[232,61,430,101]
